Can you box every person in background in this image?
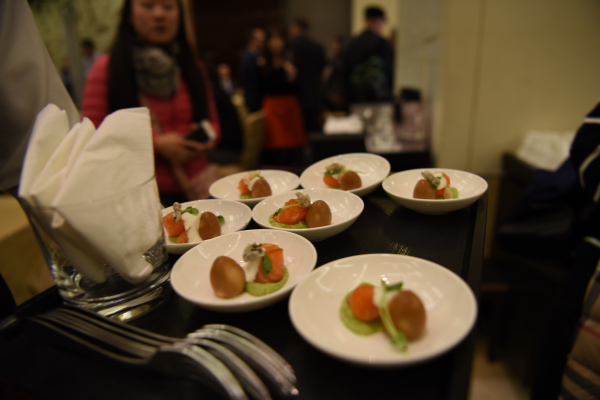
[0,0,80,318]
[205,62,244,165]
[258,27,306,167]
[321,35,347,111]
[289,17,326,131]
[81,39,98,78]
[81,0,221,205]
[530,103,600,399]
[60,58,74,99]
[343,6,394,104]
[217,62,235,97]
[0,0,80,195]
[240,27,265,113]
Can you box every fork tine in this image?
[192,338,271,400]
[187,330,299,398]
[156,343,248,400]
[202,324,296,379]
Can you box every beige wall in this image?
[436,0,600,175]
[31,0,124,71]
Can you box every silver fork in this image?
[56,305,298,397]
[201,324,296,383]
[28,314,248,400]
[41,308,271,400]
[187,328,299,397]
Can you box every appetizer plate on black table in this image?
[252,188,364,242]
[209,170,300,208]
[382,169,488,215]
[289,254,477,367]
[171,229,317,312]
[162,199,252,255]
[300,153,391,197]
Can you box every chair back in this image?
[239,110,266,171]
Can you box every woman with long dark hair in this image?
[82,0,220,204]
[258,27,306,167]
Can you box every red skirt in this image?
[262,94,306,150]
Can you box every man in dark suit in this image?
[289,17,326,131]
[240,28,265,113]
[343,7,394,104]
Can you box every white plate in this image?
[209,170,301,208]
[382,169,488,215]
[162,199,252,255]
[251,188,364,242]
[170,229,317,312]
[300,153,391,197]
[289,254,477,367]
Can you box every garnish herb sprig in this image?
[324,169,343,177]
[182,207,199,216]
[273,203,303,217]
[378,279,408,351]
[261,254,272,274]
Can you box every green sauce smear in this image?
[435,187,459,200]
[246,268,289,297]
[239,194,252,199]
[339,289,384,336]
[268,216,308,229]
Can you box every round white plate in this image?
[162,199,252,255]
[209,170,301,208]
[300,153,391,197]
[289,254,477,367]
[252,188,364,242]
[382,169,488,215]
[170,229,317,312]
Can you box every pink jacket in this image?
[81,54,221,194]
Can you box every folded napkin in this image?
[19,104,162,284]
[323,114,364,135]
[516,130,575,171]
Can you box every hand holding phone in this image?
[186,120,217,143]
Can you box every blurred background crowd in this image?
[34,0,403,204]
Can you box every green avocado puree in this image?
[268,216,308,229]
[239,194,252,199]
[435,187,459,200]
[340,286,384,336]
[246,268,289,297]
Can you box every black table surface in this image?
[0,186,487,400]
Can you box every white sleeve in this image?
[0,0,79,191]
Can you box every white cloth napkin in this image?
[19,104,162,284]
[323,114,364,135]
[516,130,575,171]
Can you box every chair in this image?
[217,93,266,177]
[0,272,16,320]
[238,110,266,171]
[231,91,249,126]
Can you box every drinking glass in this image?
[19,176,171,321]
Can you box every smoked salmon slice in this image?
[254,243,285,283]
